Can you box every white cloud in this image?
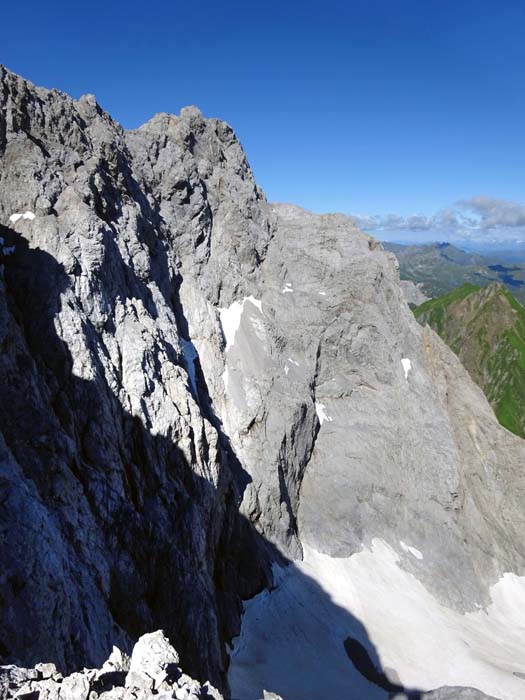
[352,196,525,244]
[457,196,525,229]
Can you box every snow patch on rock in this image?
[219,296,263,351]
[400,540,423,560]
[245,295,263,313]
[401,358,412,380]
[222,367,229,392]
[9,211,35,222]
[315,402,333,425]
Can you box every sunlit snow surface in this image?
[399,540,423,560]
[222,367,229,392]
[219,296,263,351]
[315,402,333,425]
[401,357,412,380]
[229,540,525,700]
[9,211,35,222]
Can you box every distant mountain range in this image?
[415,282,525,438]
[383,241,525,302]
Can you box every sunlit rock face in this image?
[227,204,525,700]
[1,66,525,700]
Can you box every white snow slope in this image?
[228,540,525,700]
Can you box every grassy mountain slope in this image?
[415,282,525,438]
[383,242,525,302]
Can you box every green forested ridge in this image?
[415,282,525,438]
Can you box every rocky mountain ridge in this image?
[0,65,275,689]
[1,66,525,699]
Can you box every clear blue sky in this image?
[3,0,525,242]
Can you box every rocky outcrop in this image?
[2,66,525,700]
[400,279,431,306]
[0,631,223,700]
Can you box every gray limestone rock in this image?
[399,279,431,306]
[98,648,130,676]
[59,674,90,700]
[392,689,500,700]
[425,689,500,700]
[0,634,222,700]
[125,631,178,690]
[34,669,57,682]
[0,64,272,691]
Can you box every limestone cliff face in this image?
[1,67,525,699]
[0,66,273,689]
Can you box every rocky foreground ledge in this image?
[0,627,499,700]
[0,632,223,700]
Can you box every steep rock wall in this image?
[2,67,525,699]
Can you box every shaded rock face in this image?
[2,66,525,700]
[0,66,274,688]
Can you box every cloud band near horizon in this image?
[352,196,525,244]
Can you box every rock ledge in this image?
[0,632,222,700]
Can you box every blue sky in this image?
[3,0,525,244]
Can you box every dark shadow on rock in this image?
[0,225,429,699]
[0,222,275,692]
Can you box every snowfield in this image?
[228,540,525,700]
[219,296,263,351]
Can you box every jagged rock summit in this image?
[0,64,273,691]
[1,66,525,700]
